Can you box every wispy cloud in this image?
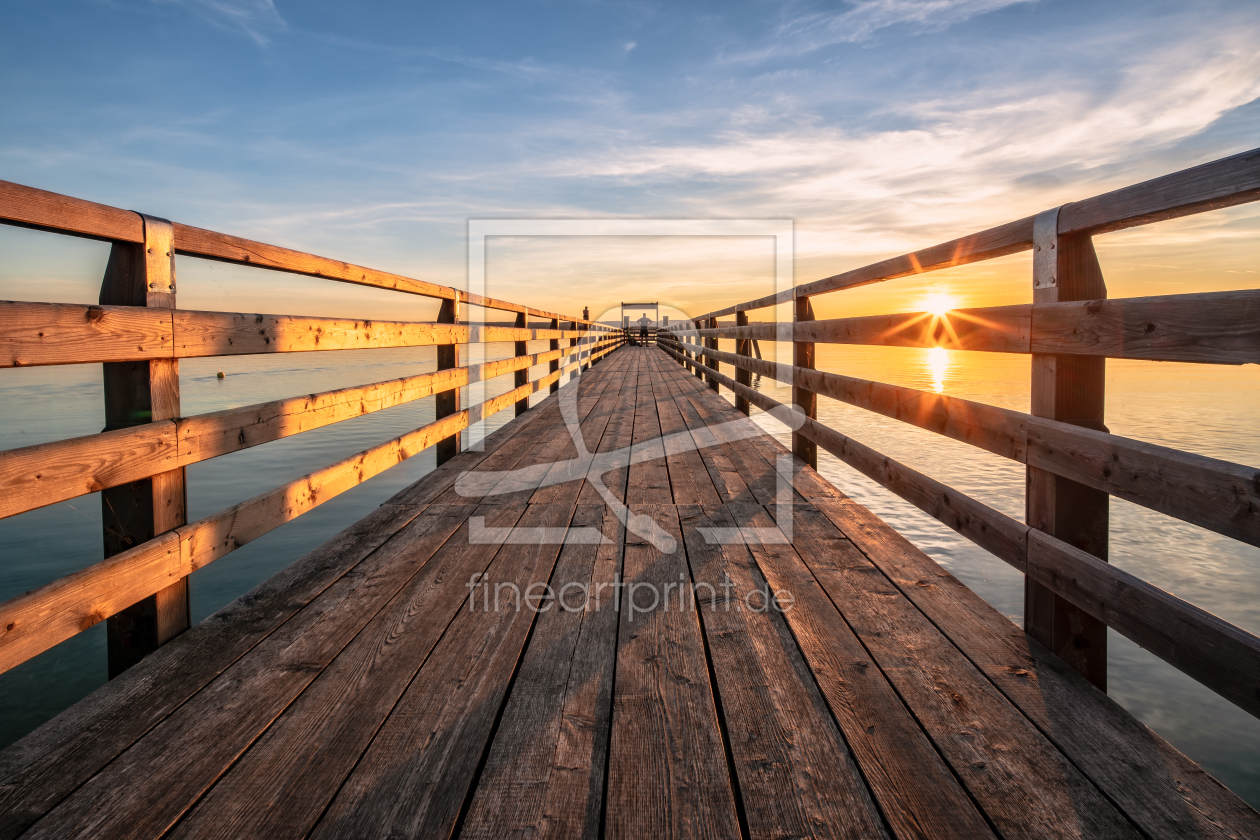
[152,0,287,45]
[791,0,1034,46]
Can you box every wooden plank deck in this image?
[1,345,1257,840]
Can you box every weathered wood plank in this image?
[0,533,184,676]
[0,301,171,368]
[0,180,144,243]
[0,422,178,520]
[169,503,547,840]
[648,358,721,507]
[809,493,1260,840]
[0,502,428,840]
[727,502,997,840]
[576,350,641,507]
[18,505,479,839]
[785,504,1141,840]
[625,355,672,505]
[1058,146,1260,236]
[679,504,891,840]
[1030,289,1260,364]
[0,411,468,675]
[605,503,741,840]
[460,504,623,840]
[307,503,572,839]
[0,300,608,368]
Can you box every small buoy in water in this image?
[216,370,225,379]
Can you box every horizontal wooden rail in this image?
[679,289,1260,365]
[0,338,619,520]
[659,341,1260,718]
[698,147,1260,319]
[0,180,612,327]
[665,334,1260,546]
[0,340,620,674]
[0,300,616,368]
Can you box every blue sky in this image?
[2,0,1258,319]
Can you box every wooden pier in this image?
[1,149,1259,838]
[0,346,1250,839]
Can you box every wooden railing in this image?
[659,146,1260,717]
[0,181,621,676]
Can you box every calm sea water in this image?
[1,337,1258,809]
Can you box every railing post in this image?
[514,312,528,416]
[735,310,751,415]
[1026,207,1109,690]
[568,320,578,381]
[692,320,704,380]
[100,215,189,677]
[792,295,817,469]
[705,317,719,392]
[435,293,461,465]
[549,318,560,394]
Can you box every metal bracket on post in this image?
[1032,206,1060,291]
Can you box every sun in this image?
[922,292,958,317]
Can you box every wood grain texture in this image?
[0,301,171,368]
[0,533,184,675]
[785,504,1141,840]
[20,505,476,840]
[1031,289,1260,364]
[168,503,528,840]
[0,503,425,840]
[727,503,997,840]
[679,504,891,840]
[0,423,178,520]
[0,180,144,242]
[809,493,1260,840]
[605,503,741,840]
[460,503,624,840]
[1026,531,1260,720]
[308,503,571,840]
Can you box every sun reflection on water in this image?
[927,346,950,393]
